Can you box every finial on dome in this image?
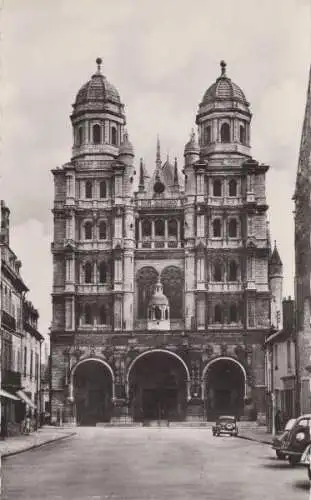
[96,57,103,74]
[220,60,227,77]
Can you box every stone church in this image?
[50,58,281,425]
[293,64,311,415]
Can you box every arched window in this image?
[84,222,92,240]
[228,219,238,238]
[85,304,92,325]
[84,262,93,283]
[85,180,92,199]
[168,219,178,237]
[213,262,222,282]
[93,124,101,144]
[99,221,107,240]
[213,219,221,237]
[229,304,238,323]
[99,180,107,198]
[228,260,238,281]
[214,304,222,323]
[99,305,107,325]
[155,306,161,320]
[155,219,165,237]
[99,262,107,283]
[111,127,117,146]
[78,126,83,146]
[213,179,222,197]
[240,125,246,144]
[229,179,237,197]
[142,219,151,237]
[165,309,168,320]
[204,126,211,144]
[220,123,230,143]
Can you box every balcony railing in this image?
[136,199,184,209]
[137,239,183,249]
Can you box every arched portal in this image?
[203,357,246,420]
[127,350,190,422]
[72,359,114,426]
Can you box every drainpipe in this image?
[271,342,276,437]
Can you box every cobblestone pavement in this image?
[2,427,311,499]
[0,426,76,457]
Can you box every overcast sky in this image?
[1,0,311,334]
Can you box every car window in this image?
[285,419,296,431]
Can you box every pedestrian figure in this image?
[275,409,282,433]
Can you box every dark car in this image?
[278,414,311,465]
[272,418,296,459]
[212,415,238,437]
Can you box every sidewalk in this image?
[237,426,273,445]
[0,426,76,458]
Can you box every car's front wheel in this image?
[276,450,283,459]
[307,465,311,480]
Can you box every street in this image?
[2,427,311,500]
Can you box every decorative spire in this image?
[220,60,227,77]
[156,135,161,166]
[96,57,103,74]
[138,158,144,191]
[173,157,179,185]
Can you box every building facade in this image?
[0,201,44,436]
[294,64,311,415]
[51,59,279,425]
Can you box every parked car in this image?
[272,418,297,459]
[278,414,311,465]
[300,443,311,479]
[212,416,238,437]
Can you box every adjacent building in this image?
[50,59,280,425]
[0,201,44,436]
[293,64,311,415]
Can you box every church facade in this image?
[50,59,281,424]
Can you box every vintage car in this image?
[278,414,311,465]
[212,415,238,437]
[272,418,297,459]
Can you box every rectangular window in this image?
[30,350,33,379]
[24,347,27,377]
[287,341,292,371]
[274,344,278,370]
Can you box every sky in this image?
[1,0,311,335]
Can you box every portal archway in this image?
[127,350,190,422]
[71,359,114,426]
[202,357,246,420]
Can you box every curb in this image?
[1,432,77,458]
[237,434,272,445]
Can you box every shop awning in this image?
[16,390,36,409]
[0,388,20,401]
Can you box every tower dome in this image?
[148,279,169,306]
[196,60,252,158]
[147,278,170,330]
[74,58,121,108]
[201,60,249,106]
[71,58,126,160]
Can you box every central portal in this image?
[129,351,188,422]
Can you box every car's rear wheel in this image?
[276,450,283,459]
[308,465,311,480]
[288,455,300,466]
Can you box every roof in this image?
[201,61,249,106]
[74,58,121,107]
[270,243,283,266]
